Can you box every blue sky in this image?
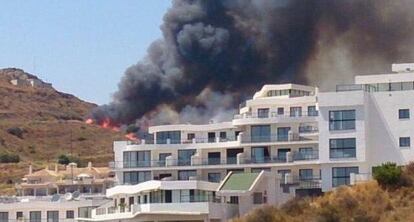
[0,1,171,104]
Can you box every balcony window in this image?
[308,106,318,116]
[178,149,196,166]
[47,211,59,222]
[123,151,150,168]
[399,109,410,119]
[251,125,270,142]
[258,108,269,118]
[332,167,359,187]
[208,152,221,165]
[226,148,244,164]
[400,137,411,147]
[329,110,356,131]
[178,170,197,180]
[251,147,270,163]
[29,211,41,222]
[156,131,181,144]
[158,153,171,166]
[220,132,227,141]
[290,107,302,117]
[208,173,221,183]
[329,138,356,158]
[295,147,316,160]
[0,212,7,222]
[187,133,195,141]
[277,107,284,115]
[208,132,216,143]
[277,148,290,161]
[123,171,151,185]
[277,127,290,141]
[299,169,313,181]
[16,212,23,220]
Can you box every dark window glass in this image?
[0,212,8,222]
[16,212,23,220]
[299,169,313,181]
[251,125,270,142]
[277,107,284,115]
[187,133,195,141]
[156,131,181,144]
[332,167,359,187]
[277,127,290,141]
[400,137,411,147]
[208,132,216,143]
[251,147,269,163]
[308,106,318,116]
[329,138,356,158]
[30,211,41,222]
[47,211,59,222]
[66,211,74,219]
[253,192,263,204]
[329,110,356,130]
[123,151,151,168]
[399,109,410,119]
[178,149,196,166]
[258,108,269,118]
[277,148,291,161]
[123,171,151,185]
[290,107,302,117]
[178,170,197,180]
[208,173,221,183]
[158,153,171,166]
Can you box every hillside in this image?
[0,68,123,194]
[233,164,414,222]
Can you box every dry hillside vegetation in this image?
[233,163,414,222]
[0,68,123,194]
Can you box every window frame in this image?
[329,138,356,159]
[329,110,356,131]
[399,109,410,119]
[332,167,359,187]
[400,137,411,148]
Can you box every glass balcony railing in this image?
[109,150,319,169]
[241,133,313,143]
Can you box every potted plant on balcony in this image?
[118,202,126,213]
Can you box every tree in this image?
[373,162,402,188]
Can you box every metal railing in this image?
[234,111,318,119]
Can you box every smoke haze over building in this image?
[92,0,414,129]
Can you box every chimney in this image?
[88,162,92,170]
[29,165,33,175]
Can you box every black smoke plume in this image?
[92,0,414,128]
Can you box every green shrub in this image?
[0,153,20,163]
[373,162,402,188]
[57,154,81,166]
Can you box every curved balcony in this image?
[232,111,318,126]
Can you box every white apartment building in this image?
[80,63,414,222]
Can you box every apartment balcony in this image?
[90,202,235,221]
[240,133,317,145]
[109,150,319,171]
[232,111,318,126]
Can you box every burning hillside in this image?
[91,0,414,131]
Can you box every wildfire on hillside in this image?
[85,117,120,132]
[125,133,139,141]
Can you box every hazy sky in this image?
[0,1,171,104]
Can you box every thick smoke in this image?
[92,0,414,128]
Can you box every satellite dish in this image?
[72,191,81,201]
[51,194,60,202]
[64,192,73,201]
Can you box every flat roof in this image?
[220,172,260,191]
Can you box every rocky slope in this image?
[0,68,123,194]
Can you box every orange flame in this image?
[85,118,94,124]
[125,133,139,141]
[99,118,120,132]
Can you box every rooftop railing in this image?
[234,111,318,120]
